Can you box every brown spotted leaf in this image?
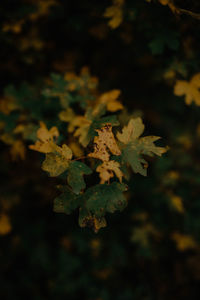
[88,123,121,162]
[96,160,123,184]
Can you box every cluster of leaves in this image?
[0,68,167,232]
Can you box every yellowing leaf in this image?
[60,110,92,147]
[0,133,15,145]
[42,144,72,177]
[68,141,84,157]
[104,0,124,29]
[0,97,18,115]
[59,108,75,123]
[29,0,57,21]
[29,122,59,153]
[117,118,167,176]
[174,73,200,106]
[172,232,197,251]
[98,89,123,112]
[73,118,92,147]
[96,160,123,184]
[169,194,184,213]
[79,214,107,233]
[88,123,121,161]
[88,139,110,162]
[0,214,12,235]
[131,223,161,247]
[2,19,24,34]
[117,118,145,144]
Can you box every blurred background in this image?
[1,0,200,299]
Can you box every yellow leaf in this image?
[117,117,145,144]
[169,194,184,213]
[42,144,72,176]
[0,97,19,115]
[98,89,123,112]
[59,108,75,123]
[55,144,73,159]
[67,114,92,147]
[174,73,200,106]
[59,108,92,147]
[88,124,121,161]
[104,0,124,29]
[96,160,123,184]
[117,117,167,157]
[2,19,24,34]
[29,0,57,21]
[172,232,197,251]
[68,141,84,157]
[0,214,12,235]
[0,133,15,145]
[73,119,92,147]
[29,122,59,153]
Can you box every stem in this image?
[72,156,88,161]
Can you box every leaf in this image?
[67,161,92,194]
[42,144,72,176]
[131,223,161,248]
[169,194,184,214]
[14,123,38,141]
[103,0,124,29]
[53,186,80,214]
[117,117,144,144]
[0,214,12,235]
[174,73,200,106]
[79,208,107,233]
[96,160,123,184]
[88,123,121,162]
[58,107,75,123]
[29,121,59,153]
[64,106,119,147]
[42,73,76,108]
[73,117,92,147]
[117,118,167,176]
[84,182,127,217]
[171,232,198,251]
[149,30,179,55]
[98,90,123,112]
[68,141,84,158]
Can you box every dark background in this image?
[1,0,200,299]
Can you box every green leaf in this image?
[149,31,179,55]
[67,161,92,194]
[42,152,70,176]
[84,182,128,217]
[117,118,167,176]
[53,186,80,214]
